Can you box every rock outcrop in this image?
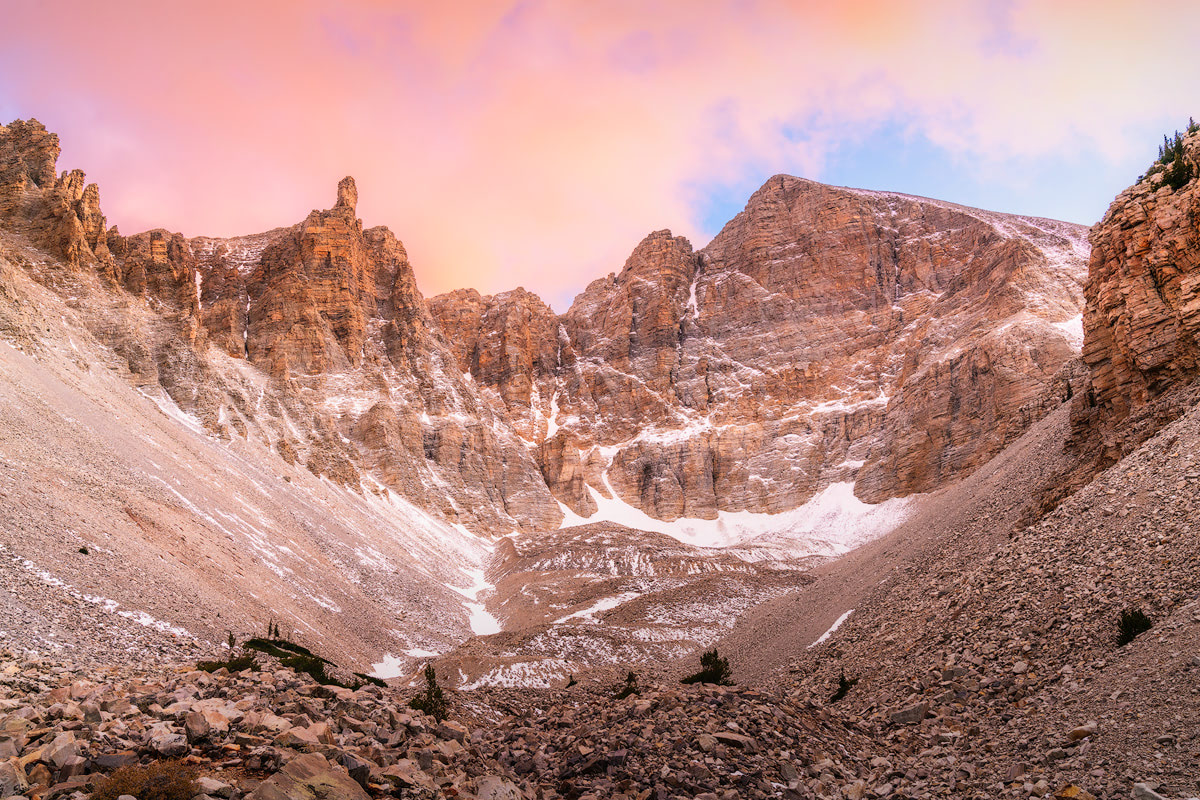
[0,118,1090,537]
[431,177,1089,517]
[0,121,562,533]
[1073,128,1200,463]
[0,119,115,268]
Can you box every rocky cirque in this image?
[0,117,1095,680]
[1,112,1200,800]
[432,178,1088,521]
[1,119,1093,537]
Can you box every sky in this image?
[2,1,1199,310]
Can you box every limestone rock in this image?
[1072,128,1200,466]
[889,701,929,725]
[247,752,370,800]
[0,118,1091,544]
[0,759,29,797]
[431,176,1088,517]
[0,119,113,268]
[1068,721,1098,741]
[475,775,523,800]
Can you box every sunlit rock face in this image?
[0,119,115,269]
[1,117,1090,533]
[1072,129,1200,464]
[432,175,1089,518]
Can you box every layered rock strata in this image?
[2,118,1090,536]
[0,120,559,533]
[1073,128,1200,463]
[0,119,116,268]
[433,177,1089,517]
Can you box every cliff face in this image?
[186,178,560,532]
[1073,129,1200,463]
[0,119,115,268]
[1,118,1092,537]
[430,176,1089,519]
[0,121,560,533]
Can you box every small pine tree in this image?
[830,670,858,703]
[1144,123,1196,189]
[1116,608,1152,646]
[614,671,639,699]
[681,648,733,685]
[409,664,448,721]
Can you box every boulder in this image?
[247,752,369,800]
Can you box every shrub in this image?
[830,670,858,703]
[280,653,335,685]
[196,653,259,673]
[614,671,639,699]
[244,636,319,659]
[1145,123,1196,190]
[354,672,387,688]
[244,636,374,689]
[91,760,198,800]
[680,648,733,685]
[1117,608,1152,646]
[410,664,448,721]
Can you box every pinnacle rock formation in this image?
[0,119,115,268]
[0,121,561,534]
[1,118,1091,538]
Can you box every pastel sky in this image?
[3,1,1199,309]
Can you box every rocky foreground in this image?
[0,631,1193,800]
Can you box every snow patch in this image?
[446,567,502,635]
[563,476,915,560]
[808,609,854,649]
[545,392,560,440]
[555,592,641,624]
[405,647,441,658]
[460,659,571,689]
[370,654,408,679]
[1053,314,1084,346]
[142,389,207,435]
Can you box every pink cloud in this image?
[3,1,1198,305]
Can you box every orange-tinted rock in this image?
[432,177,1088,516]
[0,120,114,268]
[0,117,1094,533]
[0,119,60,215]
[1072,129,1200,463]
[172,179,560,531]
[428,287,561,440]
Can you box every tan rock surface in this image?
[1073,128,1200,465]
[431,176,1089,516]
[0,120,113,268]
[1,121,560,534]
[6,118,1086,534]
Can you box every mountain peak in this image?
[335,176,358,212]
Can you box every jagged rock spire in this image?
[335,176,358,213]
